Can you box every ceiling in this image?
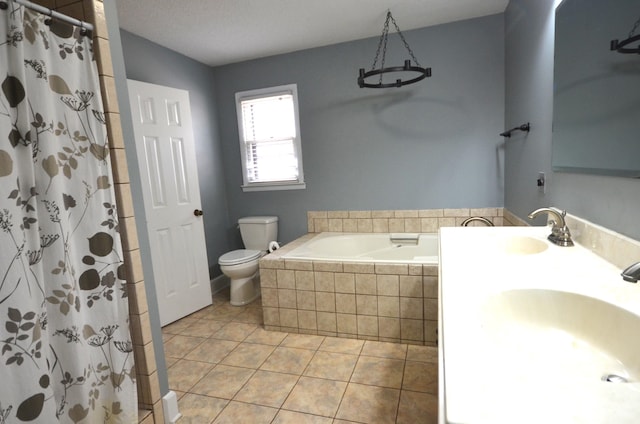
[115,0,509,67]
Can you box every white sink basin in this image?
[481,289,640,382]
[495,235,548,255]
[439,226,640,423]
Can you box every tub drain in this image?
[601,374,628,383]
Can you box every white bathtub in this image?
[282,232,438,264]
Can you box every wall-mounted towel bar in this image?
[500,122,530,138]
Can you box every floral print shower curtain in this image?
[0,3,136,422]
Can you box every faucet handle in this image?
[527,207,573,247]
[622,262,640,283]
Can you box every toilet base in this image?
[230,273,260,306]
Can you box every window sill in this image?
[241,181,306,192]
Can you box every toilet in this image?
[218,216,278,306]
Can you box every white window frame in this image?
[235,84,306,192]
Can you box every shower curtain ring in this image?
[44,9,53,26]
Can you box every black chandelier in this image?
[610,15,640,54]
[358,11,431,88]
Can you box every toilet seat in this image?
[219,249,262,266]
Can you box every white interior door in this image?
[127,80,211,326]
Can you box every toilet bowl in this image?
[218,249,263,306]
[219,216,278,306]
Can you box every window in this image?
[235,84,305,191]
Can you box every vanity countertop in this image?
[438,225,640,424]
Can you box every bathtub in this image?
[282,232,439,264]
[260,231,440,345]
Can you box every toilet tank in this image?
[238,216,278,250]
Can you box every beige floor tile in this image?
[178,319,226,337]
[260,346,315,375]
[233,370,299,407]
[188,305,216,320]
[402,361,438,394]
[166,359,214,392]
[177,393,228,424]
[205,304,245,322]
[350,356,405,389]
[396,390,438,424]
[282,376,347,417]
[190,365,255,399]
[163,335,206,359]
[272,409,333,423]
[163,287,441,424]
[335,383,400,423]
[234,307,264,324]
[211,322,259,342]
[406,344,438,363]
[220,343,275,368]
[212,401,278,424]
[361,340,407,360]
[318,336,364,355]
[184,338,239,364]
[244,327,288,345]
[210,299,227,309]
[162,316,200,334]
[280,333,325,350]
[212,294,229,305]
[303,351,358,381]
[165,356,179,368]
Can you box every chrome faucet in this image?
[461,216,495,227]
[527,207,574,247]
[621,262,640,283]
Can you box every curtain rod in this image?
[4,0,95,32]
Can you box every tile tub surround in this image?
[259,234,439,346]
[307,208,505,233]
[262,208,503,345]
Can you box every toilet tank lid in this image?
[238,216,278,224]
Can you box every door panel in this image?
[128,80,212,326]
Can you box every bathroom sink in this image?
[481,289,640,381]
[495,235,548,255]
[439,226,640,423]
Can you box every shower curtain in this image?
[0,3,136,423]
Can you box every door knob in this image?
[194,209,203,217]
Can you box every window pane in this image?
[236,84,304,190]
[241,94,296,142]
[246,139,298,182]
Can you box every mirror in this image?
[553,0,640,178]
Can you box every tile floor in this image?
[162,288,438,424]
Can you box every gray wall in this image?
[213,14,505,244]
[119,30,232,277]
[504,0,640,241]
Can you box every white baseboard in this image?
[211,274,230,294]
[162,391,181,424]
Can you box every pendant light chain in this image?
[388,12,423,68]
[358,10,431,88]
[370,12,390,71]
[370,11,422,71]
